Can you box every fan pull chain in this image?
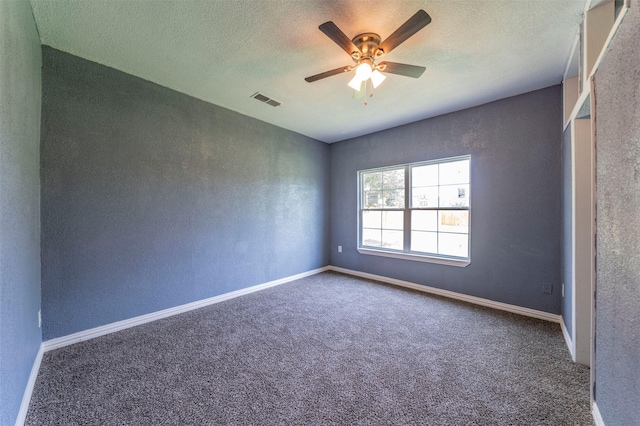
[363,79,368,106]
[364,79,373,106]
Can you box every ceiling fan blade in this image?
[377,10,432,56]
[305,66,351,83]
[319,21,361,56]
[378,62,426,78]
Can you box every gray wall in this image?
[41,47,330,340]
[561,126,573,337]
[0,0,42,424]
[593,1,640,423]
[330,86,562,314]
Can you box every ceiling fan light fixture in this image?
[370,69,386,88]
[354,61,373,80]
[348,75,363,91]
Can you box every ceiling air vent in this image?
[251,92,281,108]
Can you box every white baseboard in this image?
[41,265,564,352]
[592,402,605,426]
[328,266,562,324]
[560,317,576,362]
[15,343,44,426]
[43,266,330,352]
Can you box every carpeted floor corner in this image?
[26,272,592,425]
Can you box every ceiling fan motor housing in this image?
[352,33,381,60]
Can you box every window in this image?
[358,156,470,266]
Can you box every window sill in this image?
[357,248,470,267]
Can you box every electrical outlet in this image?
[338,245,342,253]
[38,310,41,328]
[542,282,553,294]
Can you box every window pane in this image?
[439,160,469,185]
[412,186,438,208]
[382,211,403,230]
[382,169,404,190]
[438,232,469,257]
[439,210,469,234]
[362,229,382,247]
[411,231,437,253]
[412,164,438,187]
[362,211,381,229]
[381,230,403,250]
[439,184,469,208]
[362,172,382,191]
[359,156,470,261]
[364,190,382,208]
[411,210,437,232]
[382,189,405,208]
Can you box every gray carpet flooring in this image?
[26,272,592,425]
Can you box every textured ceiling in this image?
[30,0,587,143]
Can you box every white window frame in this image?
[357,155,471,267]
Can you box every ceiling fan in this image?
[305,10,432,99]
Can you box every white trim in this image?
[588,0,629,78]
[328,266,562,323]
[572,117,593,367]
[357,248,470,267]
[15,344,44,426]
[592,401,606,426]
[564,90,590,132]
[571,119,578,364]
[589,77,597,403]
[563,1,629,132]
[357,156,472,268]
[561,316,576,362]
[42,267,330,352]
[563,30,580,81]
